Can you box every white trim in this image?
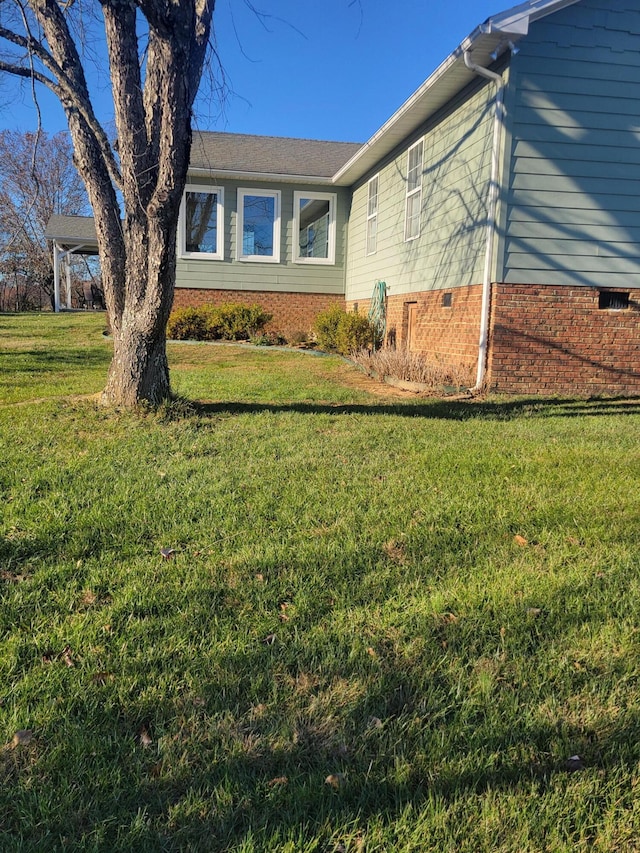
[404,140,423,242]
[366,174,379,256]
[179,184,224,260]
[293,191,336,265]
[188,167,333,185]
[237,188,281,263]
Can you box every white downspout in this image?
[463,50,505,393]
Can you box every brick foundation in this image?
[488,284,640,396]
[348,284,482,379]
[173,288,344,338]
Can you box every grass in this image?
[1,312,640,851]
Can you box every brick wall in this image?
[173,288,344,338]
[348,284,482,377]
[488,284,640,395]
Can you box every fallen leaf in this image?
[160,548,175,560]
[383,539,406,564]
[11,730,34,748]
[255,573,264,583]
[514,534,528,547]
[565,755,584,772]
[527,607,542,617]
[91,671,113,685]
[63,646,75,667]
[262,633,277,645]
[325,772,346,789]
[367,716,383,730]
[367,647,377,658]
[267,775,288,787]
[139,726,153,748]
[80,589,97,607]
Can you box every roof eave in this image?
[188,166,335,185]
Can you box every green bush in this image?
[166,306,215,341]
[167,303,272,342]
[313,303,347,352]
[212,303,272,340]
[335,311,379,355]
[314,304,380,355]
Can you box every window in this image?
[366,175,379,255]
[237,189,281,262]
[293,191,336,264]
[180,185,223,259]
[404,140,423,241]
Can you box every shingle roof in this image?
[190,131,363,179]
[45,214,98,248]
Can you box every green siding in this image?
[345,82,495,303]
[177,177,349,295]
[505,0,640,288]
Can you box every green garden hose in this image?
[367,279,387,349]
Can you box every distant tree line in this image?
[0,130,104,312]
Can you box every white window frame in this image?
[179,184,224,260]
[237,188,281,263]
[404,140,423,242]
[293,191,337,265]
[366,174,379,256]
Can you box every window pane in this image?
[243,194,275,256]
[366,216,377,255]
[407,142,423,193]
[298,197,330,258]
[185,191,218,254]
[405,192,421,239]
[367,177,378,217]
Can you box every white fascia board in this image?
[187,167,333,186]
[482,0,580,34]
[331,0,582,187]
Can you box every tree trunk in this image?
[103,320,171,407]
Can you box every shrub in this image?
[167,303,272,342]
[212,303,272,340]
[166,306,214,341]
[313,303,345,352]
[314,304,380,355]
[335,311,379,355]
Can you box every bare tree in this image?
[0,130,87,310]
[0,1,214,406]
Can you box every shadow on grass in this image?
[3,552,638,850]
[0,350,110,370]
[193,395,640,422]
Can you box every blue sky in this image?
[0,0,504,144]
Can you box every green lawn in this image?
[2,312,640,852]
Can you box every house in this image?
[46,0,640,396]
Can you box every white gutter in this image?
[463,50,505,393]
[188,167,333,186]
